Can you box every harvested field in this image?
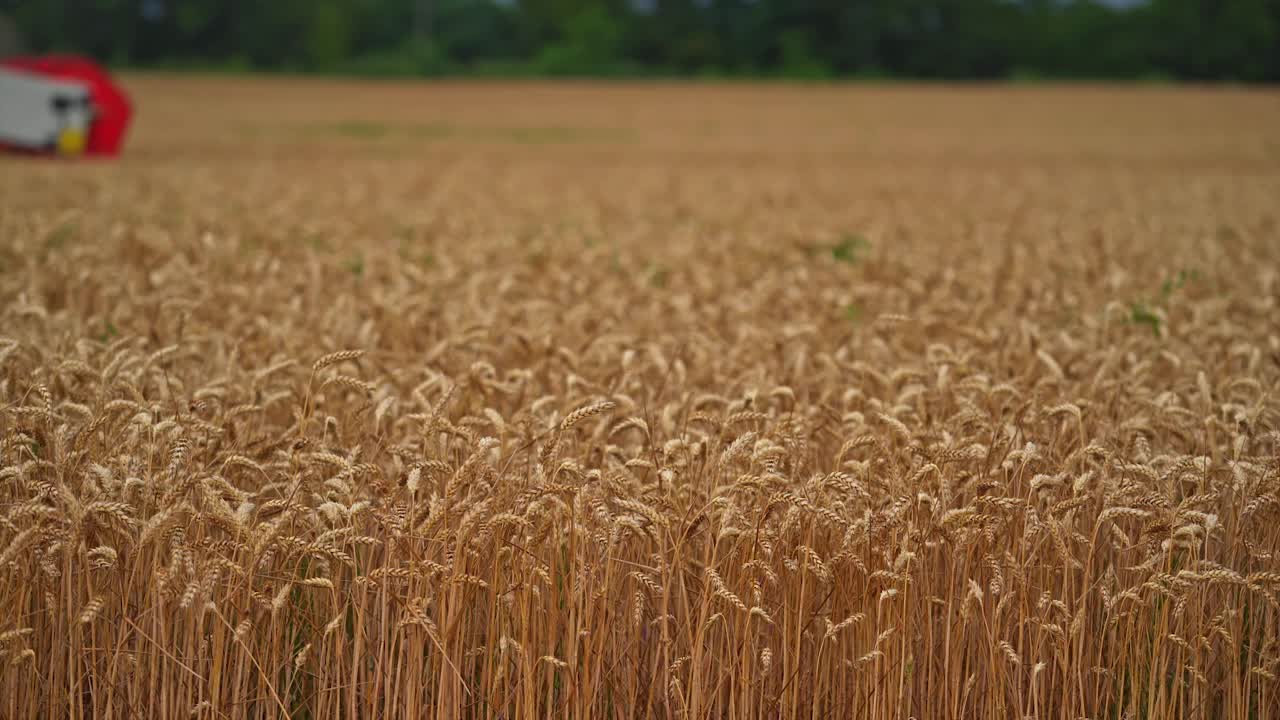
[2,76,1280,718]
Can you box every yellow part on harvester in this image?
[57,128,86,155]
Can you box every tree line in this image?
[5,0,1279,82]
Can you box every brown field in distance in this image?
[2,76,1279,718]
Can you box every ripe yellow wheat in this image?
[1,76,1279,719]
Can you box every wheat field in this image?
[2,77,1279,719]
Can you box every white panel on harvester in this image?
[0,65,94,153]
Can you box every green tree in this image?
[536,6,624,75]
[1148,0,1277,80]
[305,0,352,70]
[777,28,830,79]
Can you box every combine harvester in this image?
[0,55,132,157]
